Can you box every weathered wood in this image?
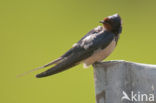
[93,60,156,103]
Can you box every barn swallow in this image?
[31,14,122,78]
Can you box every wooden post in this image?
[93,60,156,103]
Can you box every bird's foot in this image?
[93,61,102,66]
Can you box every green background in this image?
[1,0,156,103]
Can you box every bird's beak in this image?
[99,20,105,23]
[99,20,109,25]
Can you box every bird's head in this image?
[100,14,122,35]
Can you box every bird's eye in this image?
[110,19,114,23]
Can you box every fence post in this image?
[93,60,156,103]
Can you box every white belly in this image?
[83,39,116,67]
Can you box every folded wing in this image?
[36,29,115,78]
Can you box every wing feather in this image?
[36,28,115,78]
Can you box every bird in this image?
[29,14,122,78]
